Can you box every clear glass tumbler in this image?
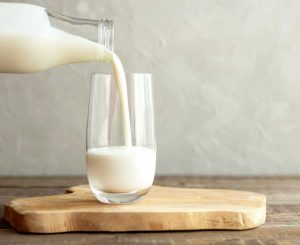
[86,73,156,204]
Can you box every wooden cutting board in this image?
[4,185,266,233]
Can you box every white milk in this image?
[0,32,111,73]
[86,147,156,193]
[111,53,132,146]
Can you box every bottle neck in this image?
[46,9,114,52]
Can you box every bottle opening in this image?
[98,20,114,51]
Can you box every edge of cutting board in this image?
[4,185,266,233]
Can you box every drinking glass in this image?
[86,73,156,204]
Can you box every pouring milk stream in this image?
[0,3,155,193]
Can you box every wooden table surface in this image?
[0,176,299,244]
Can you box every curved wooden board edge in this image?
[4,185,266,233]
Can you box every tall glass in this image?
[86,73,156,204]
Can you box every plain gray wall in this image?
[0,0,299,175]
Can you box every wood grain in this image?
[1,176,299,244]
[4,185,266,233]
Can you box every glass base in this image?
[89,185,151,204]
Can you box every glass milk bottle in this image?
[0,2,114,73]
